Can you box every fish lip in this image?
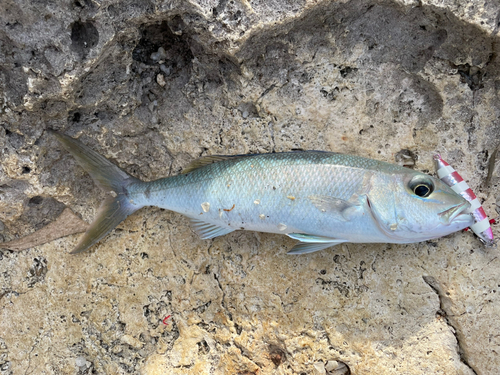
[438,201,470,224]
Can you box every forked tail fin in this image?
[50,130,142,253]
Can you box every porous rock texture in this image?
[1,0,500,374]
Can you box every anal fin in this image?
[286,233,347,255]
[190,219,235,239]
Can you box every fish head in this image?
[367,171,474,242]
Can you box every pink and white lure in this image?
[433,154,495,246]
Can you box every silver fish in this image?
[51,131,473,254]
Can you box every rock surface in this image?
[1,0,500,374]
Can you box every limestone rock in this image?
[1,0,500,374]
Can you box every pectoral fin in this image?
[286,233,347,254]
[308,195,361,221]
[189,219,235,239]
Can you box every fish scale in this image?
[51,131,474,254]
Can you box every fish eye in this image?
[414,184,431,197]
[408,176,434,198]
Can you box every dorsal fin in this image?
[182,155,239,174]
[181,150,336,174]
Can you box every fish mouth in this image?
[438,201,470,225]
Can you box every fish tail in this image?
[49,130,142,254]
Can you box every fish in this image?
[50,130,474,255]
[433,154,495,246]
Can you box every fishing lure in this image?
[433,154,495,246]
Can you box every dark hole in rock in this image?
[22,166,31,174]
[70,21,99,58]
[234,322,242,335]
[132,21,193,71]
[28,196,43,205]
[269,346,286,366]
[328,360,351,374]
[455,63,484,91]
[71,112,81,122]
[197,339,210,355]
[27,256,48,288]
[395,149,417,168]
[340,66,358,78]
